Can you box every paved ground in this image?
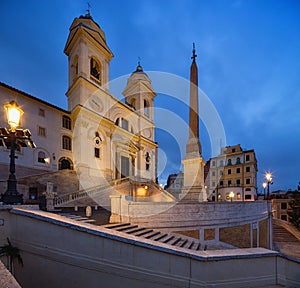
[0,261,21,288]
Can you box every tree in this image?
[0,238,23,275]
[288,193,300,231]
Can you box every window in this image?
[94,147,100,158]
[144,99,149,116]
[246,166,251,173]
[121,119,129,131]
[227,159,232,165]
[39,108,45,117]
[228,180,232,186]
[245,188,251,191]
[281,203,287,210]
[59,158,73,170]
[212,181,216,187]
[212,171,215,176]
[246,178,251,184]
[130,99,136,109]
[220,170,223,176]
[245,154,250,162]
[228,169,231,175]
[220,180,224,186]
[62,115,71,130]
[236,157,241,164]
[62,136,72,151]
[145,152,151,171]
[220,160,224,167]
[236,168,241,173]
[281,215,287,221]
[236,179,241,185]
[212,160,216,167]
[237,193,241,200]
[90,57,101,81]
[245,195,252,200]
[38,151,46,163]
[38,126,46,137]
[232,148,236,153]
[29,187,38,201]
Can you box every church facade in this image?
[0,12,157,200]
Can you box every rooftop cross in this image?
[86,2,91,16]
[191,42,197,62]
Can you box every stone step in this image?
[126,227,148,235]
[135,229,154,237]
[154,234,168,241]
[116,225,139,232]
[105,223,131,229]
[145,232,161,239]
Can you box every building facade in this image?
[164,171,184,198]
[0,12,157,201]
[205,144,258,201]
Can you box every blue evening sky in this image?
[0,0,299,192]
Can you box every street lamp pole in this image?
[7,132,18,194]
[265,172,273,200]
[262,182,267,200]
[0,101,35,205]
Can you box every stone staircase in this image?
[54,178,129,208]
[103,223,206,251]
[57,212,209,251]
[58,213,97,224]
[53,177,176,209]
[273,224,299,243]
[272,219,300,259]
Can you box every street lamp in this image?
[262,182,267,200]
[0,101,35,204]
[229,191,234,202]
[265,172,273,200]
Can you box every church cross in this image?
[191,42,197,62]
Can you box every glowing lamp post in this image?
[0,101,35,205]
[262,182,267,200]
[265,172,273,200]
[229,191,234,202]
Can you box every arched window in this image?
[144,99,149,116]
[145,152,151,171]
[90,57,101,82]
[59,157,73,170]
[236,157,241,164]
[227,159,232,166]
[62,135,72,151]
[131,99,136,109]
[38,151,46,163]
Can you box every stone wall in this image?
[0,207,299,288]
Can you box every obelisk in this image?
[181,43,207,202]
